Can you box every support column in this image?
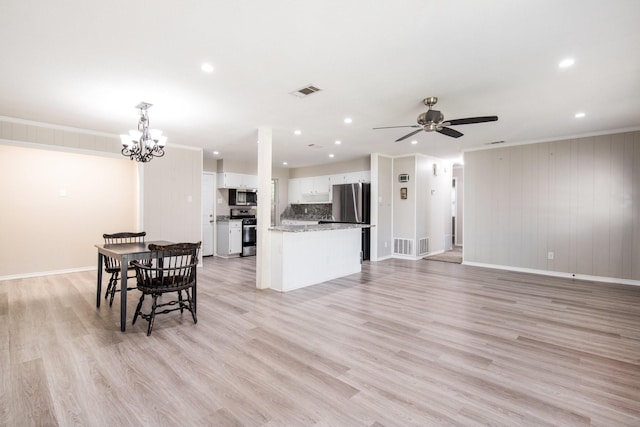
[256,127,272,289]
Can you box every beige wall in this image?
[0,144,138,278]
[142,145,202,244]
[1,117,204,279]
[289,156,370,178]
[372,154,393,259]
[464,131,640,281]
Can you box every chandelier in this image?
[120,102,167,162]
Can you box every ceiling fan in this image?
[373,97,498,142]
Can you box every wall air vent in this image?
[290,84,322,98]
[418,238,429,256]
[393,238,413,256]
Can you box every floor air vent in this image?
[418,237,429,256]
[393,238,413,255]
[290,84,322,98]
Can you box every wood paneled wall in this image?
[465,131,640,281]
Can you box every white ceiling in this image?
[1,0,639,167]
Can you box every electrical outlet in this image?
[384,241,388,248]
[547,251,554,260]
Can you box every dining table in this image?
[95,240,173,331]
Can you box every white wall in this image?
[464,131,640,282]
[453,166,464,245]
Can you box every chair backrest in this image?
[103,231,146,245]
[103,232,146,270]
[134,242,201,291]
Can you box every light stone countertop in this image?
[270,223,372,233]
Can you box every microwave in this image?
[229,189,257,206]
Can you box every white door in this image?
[202,173,215,256]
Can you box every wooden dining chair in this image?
[131,242,201,336]
[102,231,146,307]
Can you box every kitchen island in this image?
[269,223,370,292]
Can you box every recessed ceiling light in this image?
[201,63,214,73]
[344,117,352,124]
[411,140,418,145]
[329,154,335,158]
[282,161,288,165]
[213,151,219,155]
[294,129,301,135]
[559,58,575,68]
[575,112,586,118]
[335,140,342,145]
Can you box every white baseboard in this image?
[462,261,640,287]
[0,266,95,282]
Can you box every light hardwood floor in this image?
[1,257,639,426]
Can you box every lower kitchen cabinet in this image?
[216,220,242,257]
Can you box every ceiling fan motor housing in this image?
[418,110,444,126]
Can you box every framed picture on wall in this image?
[400,187,407,199]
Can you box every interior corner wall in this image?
[392,156,417,247]
[464,130,640,281]
[453,166,464,245]
[416,156,453,255]
[142,145,203,245]
[0,143,138,278]
[372,154,393,260]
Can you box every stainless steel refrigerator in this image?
[326,183,371,260]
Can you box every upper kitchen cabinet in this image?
[217,172,258,189]
[288,172,370,204]
[288,175,331,204]
[330,171,371,185]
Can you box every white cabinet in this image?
[217,172,258,189]
[289,172,370,204]
[330,171,371,185]
[288,178,303,204]
[216,220,242,257]
[288,175,331,204]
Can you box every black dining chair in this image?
[131,242,201,336]
[102,231,146,306]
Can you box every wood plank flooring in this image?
[1,257,639,426]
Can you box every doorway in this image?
[202,173,216,256]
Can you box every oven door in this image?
[241,224,257,256]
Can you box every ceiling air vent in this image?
[290,84,322,98]
[486,140,505,145]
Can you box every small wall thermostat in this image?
[398,173,409,182]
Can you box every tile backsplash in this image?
[281,203,332,220]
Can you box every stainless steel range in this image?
[230,208,256,257]
[241,217,257,257]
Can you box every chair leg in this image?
[104,271,118,299]
[186,289,197,324]
[147,294,159,336]
[178,290,184,313]
[132,293,145,325]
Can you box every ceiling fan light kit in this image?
[373,96,498,142]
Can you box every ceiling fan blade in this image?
[395,128,424,142]
[446,116,498,126]
[373,125,421,130]
[437,127,463,138]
